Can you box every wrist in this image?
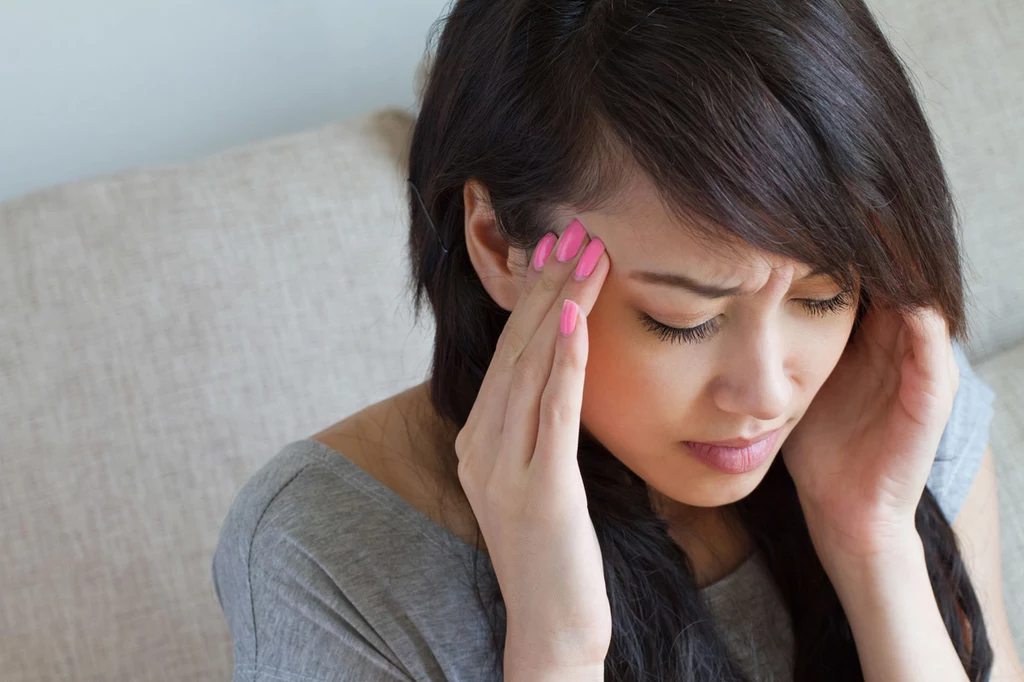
[815,529,970,681]
[504,624,608,682]
[504,660,605,682]
[820,528,928,610]
[806,515,922,579]
[504,611,611,666]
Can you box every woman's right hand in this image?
[454,218,612,679]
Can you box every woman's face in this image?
[548,178,860,512]
[537,178,860,513]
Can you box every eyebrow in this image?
[628,266,831,298]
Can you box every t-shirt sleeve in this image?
[212,462,416,682]
[926,339,997,524]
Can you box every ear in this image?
[463,179,527,312]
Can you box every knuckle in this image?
[483,475,515,512]
[454,428,471,459]
[456,449,480,491]
[540,393,575,429]
[499,327,528,369]
[456,452,472,481]
[455,430,481,468]
[536,273,561,294]
[511,358,545,392]
[554,344,584,371]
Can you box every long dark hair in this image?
[406,0,993,679]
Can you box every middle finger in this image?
[469,218,592,428]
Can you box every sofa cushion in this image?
[0,108,428,682]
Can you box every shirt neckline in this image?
[299,437,759,594]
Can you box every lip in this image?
[689,428,782,449]
[682,428,783,475]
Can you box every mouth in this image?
[687,427,782,449]
[681,427,784,475]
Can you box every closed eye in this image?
[640,289,855,345]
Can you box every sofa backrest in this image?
[0,109,429,681]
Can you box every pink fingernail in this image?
[555,219,586,262]
[573,238,605,280]
[532,233,557,271]
[560,299,578,336]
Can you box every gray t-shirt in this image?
[212,341,995,681]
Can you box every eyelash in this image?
[640,290,855,345]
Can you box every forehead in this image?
[560,173,807,281]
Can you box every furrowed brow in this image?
[628,266,831,298]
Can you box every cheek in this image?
[812,309,858,376]
[581,312,637,411]
[580,302,686,448]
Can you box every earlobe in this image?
[463,180,523,312]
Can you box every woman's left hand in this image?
[782,304,960,565]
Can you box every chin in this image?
[657,452,779,509]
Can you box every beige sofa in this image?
[1,2,1021,680]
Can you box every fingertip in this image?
[909,306,948,341]
[532,232,558,272]
[593,243,611,278]
[560,298,579,336]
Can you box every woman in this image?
[212,0,1022,680]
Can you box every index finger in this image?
[466,219,609,429]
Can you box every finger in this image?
[459,220,597,484]
[905,307,956,401]
[530,299,588,477]
[523,233,549,292]
[498,239,608,472]
[468,219,591,434]
[898,309,957,431]
[459,229,563,442]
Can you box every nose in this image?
[710,323,792,422]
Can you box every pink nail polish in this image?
[573,238,605,280]
[561,299,578,336]
[532,233,557,271]
[555,219,586,262]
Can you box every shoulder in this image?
[209,444,417,675]
[211,438,456,624]
[211,440,495,681]
[208,436,372,655]
[926,340,997,524]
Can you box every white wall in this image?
[0,0,450,203]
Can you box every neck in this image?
[648,486,754,587]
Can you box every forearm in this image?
[824,532,969,682]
